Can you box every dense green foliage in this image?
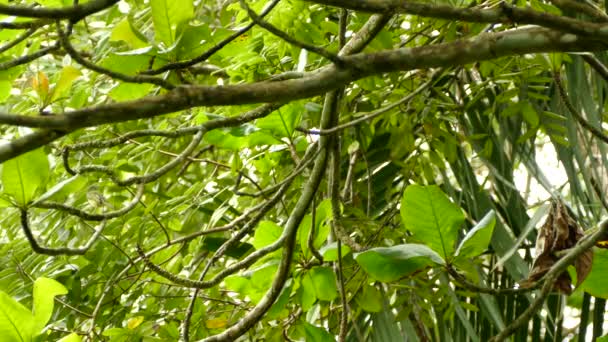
[2,0,608,341]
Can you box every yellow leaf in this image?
[127,316,144,329]
[205,318,228,329]
[32,71,49,99]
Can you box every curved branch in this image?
[33,184,144,221]
[299,70,437,135]
[57,23,175,89]
[67,129,205,186]
[20,208,107,255]
[553,72,608,144]
[0,19,49,29]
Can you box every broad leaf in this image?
[308,266,337,301]
[319,242,351,261]
[253,221,283,250]
[151,0,193,45]
[456,210,496,258]
[2,148,49,206]
[354,244,445,282]
[401,185,464,259]
[580,248,608,298]
[0,291,34,342]
[32,277,68,334]
[51,66,82,102]
[355,285,383,313]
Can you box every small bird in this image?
[86,185,109,209]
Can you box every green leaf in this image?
[267,280,292,319]
[224,275,250,296]
[110,18,148,49]
[0,80,11,102]
[319,242,351,261]
[2,148,49,206]
[109,82,154,101]
[33,175,85,204]
[50,66,81,102]
[521,101,539,127]
[176,24,232,60]
[298,273,316,312]
[101,53,152,75]
[355,285,383,313]
[401,184,464,259]
[298,199,331,258]
[0,196,13,207]
[580,248,608,298]
[253,221,283,250]
[354,244,445,282]
[151,0,193,45]
[256,103,303,137]
[300,322,335,342]
[0,291,34,342]
[308,266,338,301]
[455,210,496,258]
[57,332,82,342]
[32,277,67,334]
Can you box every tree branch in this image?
[490,219,608,341]
[0,0,118,20]
[20,208,107,256]
[0,27,601,137]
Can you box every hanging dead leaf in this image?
[519,199,592,294]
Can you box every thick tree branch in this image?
[306,0,608,39]
[0,129,68,162]
[0,27,602,135]
[0,0,118,20]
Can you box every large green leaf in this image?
[319,242,351,261]
[32,277,67,334]
[0,291,34,342]
[455,210,496,259]
[2,148,49,206]
[354,244,445,282]
[401,184,465,259]
[110,18,148,49]
[253,221,283,250]
[151,0,194,46]
[303,266,337,301]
